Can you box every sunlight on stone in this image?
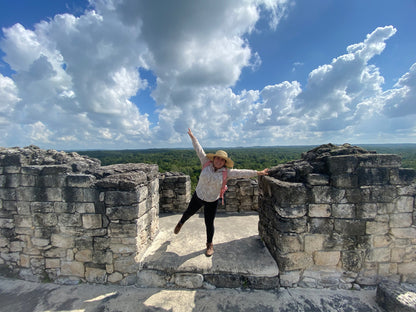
[397,291,416,307]
[84,291,118,302]
[144,290,197,311]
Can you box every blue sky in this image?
[0,0,415,150]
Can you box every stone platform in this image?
[137,213,280,289]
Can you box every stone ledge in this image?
[376,281,416,312]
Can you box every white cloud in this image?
[0,0,414,149]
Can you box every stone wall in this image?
[0,146,159,285]
[159,173,259,213]
[258,144,416,289]
[159,172,191,213]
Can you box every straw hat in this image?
[206,150,234,168]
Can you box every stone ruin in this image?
[0,145,159,284]
[0,143,415,290]
[259,143,416,289]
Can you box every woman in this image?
[174,128,269,257]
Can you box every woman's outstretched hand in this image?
[257,168,269,176]
[187,128,195,140]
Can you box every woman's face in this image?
[213,156,226,169]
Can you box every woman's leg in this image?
[204,199,219,244]
[174,192,203,234]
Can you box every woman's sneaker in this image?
[206,243,214,257]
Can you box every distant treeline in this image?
[76,144,416,190]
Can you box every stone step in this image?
[137,213,279,290]
[376,281,416,312]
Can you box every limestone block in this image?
[390,213,413,228]
[136,269,167,288]
[85,267,107,283]
[82,214,102,229]
[366,221,389,235]
[331,174,358,188]
[58,213,82,227]
[113,255,140,274]
[274,204,307,219]
[277,252,313,271]
[20,254,30,267]
[304,234,327,253]
[45,258,60,269]
[391,227,416,239]
[174,273,204,289]
[65,187,97,203]
[108,272,123,283]
[31,201,54,213]
[398,262,416,275]
[357,154,401,168]
[106,205,141,221]
[334,219,366,236]
[313,251,340,266]
[309,218,334,234]
[357,167,390,186]
[332,203,355,219]
[310,186,332,204]
[373,235,392,248]
[0,218,14,229]
[366,247,390,262]
[105,190,139,206]
[275,233,302,254]
[394,196,414,213]
[110,243,137,254]
[356,203,377,219]
[14,215,32,228]
[306,174,329,186]
[5,173,20,188]
[74,203,95,213]
[31,237,50,247]
[75,249,92,262]
[308,204,331,218]
[61,261,85,277]
[33,213,58,227]
[279,270,301,287]
[51,234,75,248]
[66,174,94,187]
[341,250,364,272]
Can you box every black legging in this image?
[179,192,219,244]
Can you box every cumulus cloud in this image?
[0,0,415,149]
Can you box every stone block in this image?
[279,270,301,287]
[309,218,334,234]
[356,203,377,219]
[82,214,102,229]
[75,249,92,262]
[275,233,302,254]
[332,204,355,219]
[366,247,390,262]
[341,250,364,272]
[334,219,366,236]
[304,234,326,253]
[308,204,331,218]
[376,282,416,312]
[51,234,75,248]
[14,215,32,228]
[390,213,413,228]
[61,261,85,277]
[274,204,307,218]
[45,258,60,269]
[58,213,82,227]
[357,167,390,186]
[136,269,167,288]
[366,221,389,235]
[66,174,94,187]
[277,252,313,271]
[306,174,329,186]
[313,251,340,266]
[85,267,107,283]
[108,272,123,283]
[174,273,204,289]
[331,174,358,188]
[113,255,139,274]
[394,196,414,213]
[391,227,416,239]
[65,187,97,203]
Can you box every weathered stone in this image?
[308,204,331,218]
[85,267,107,283]
[174,273,204,289]
[377,281,416,312]
[82,214,102,229]
[313,251,340,266]
[61,261,85,277]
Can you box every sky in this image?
[0,0,415,150]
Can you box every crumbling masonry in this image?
[0,144,415,288]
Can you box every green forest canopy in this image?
[77,144,416,190]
